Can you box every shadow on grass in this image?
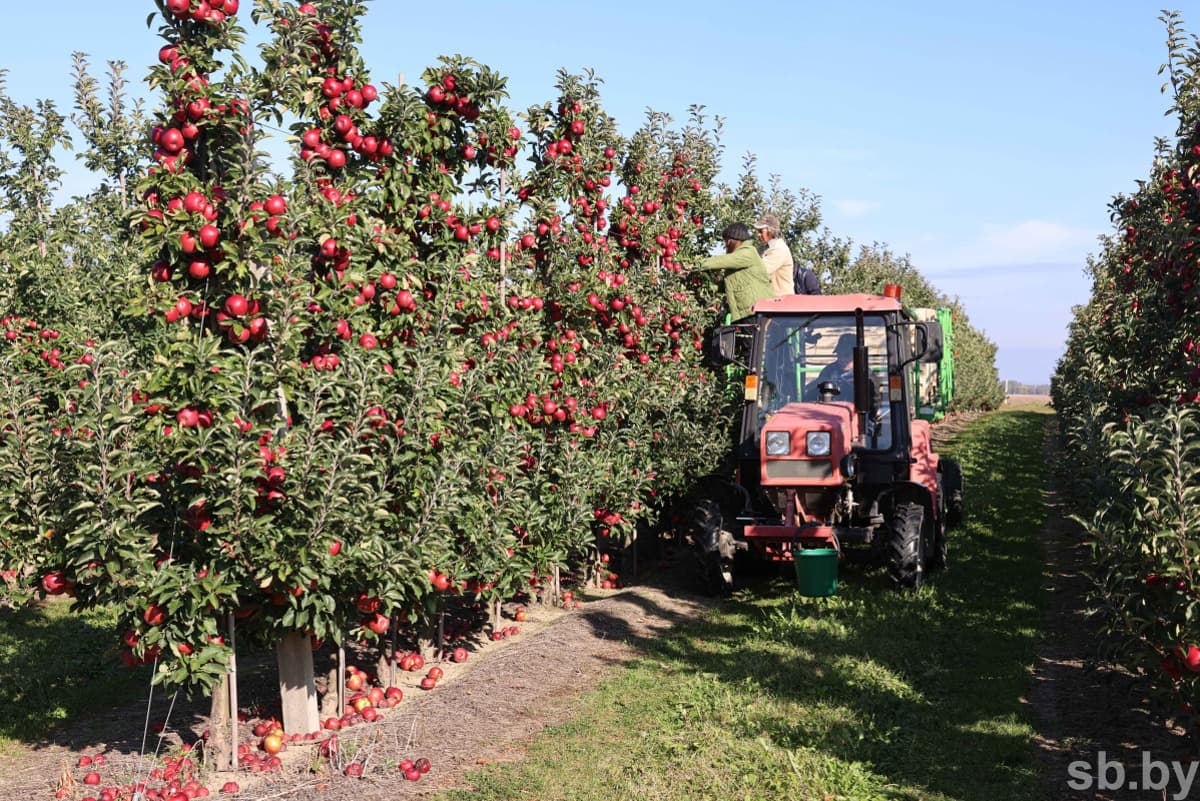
[0,599,164,752]
[0,600,276,758]
[573,409,1051,801]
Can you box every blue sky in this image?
[1,1,1186,383]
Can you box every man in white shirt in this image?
[754,214,795,297]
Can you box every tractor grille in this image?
[764,459,834,480]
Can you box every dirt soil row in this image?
[0,565,709,801]
[1030,415,1192,800]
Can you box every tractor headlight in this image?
[765,431,791,456]
[806,431,832,457]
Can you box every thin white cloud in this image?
[977,219,1099,264]
[923,261,1085,280]
[918,219,1102,273]
[831,199,877,218]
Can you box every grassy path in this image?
[443,408,1053,801]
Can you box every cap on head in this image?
[834,333,857,355]
[753,214,781,231]
[721,222,754,242]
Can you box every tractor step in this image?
[838,527,875,545]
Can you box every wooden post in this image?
[417,625,435,662]
[337,644,347,717]
[208,677,230,772]
[276,631,320,736]
[228,613,238,770]
[322,667,338,719]
[436,612,446,659]
[552,564,561,606]
[388,630,397,688]
[375,643,392,689]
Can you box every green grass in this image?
[0,598,151,756]
[444,408,1053,801]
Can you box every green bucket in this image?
[794,548,839,597]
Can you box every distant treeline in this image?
[1003,381,1050,395]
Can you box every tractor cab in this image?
[696,287,963,594]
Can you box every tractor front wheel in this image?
[887,502,926,589]
[691,498,734,595]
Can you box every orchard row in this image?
[1054,12,1200,727]
[0,0,732,698]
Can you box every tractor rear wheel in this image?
[887,502,926,589]
[942,458,965,527]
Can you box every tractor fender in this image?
[875,481,939,525]
[909,419,940,501]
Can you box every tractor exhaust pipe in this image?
[853,309,870,444]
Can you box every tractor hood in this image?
[759,401,858,487]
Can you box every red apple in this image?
[41,571,72,596]
[143,604,167,627]
[198,224,220,249]
[1186,645,1200,672]
[223,295,249,317]
[160,128,184,153]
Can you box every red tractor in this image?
[693,287,964,593]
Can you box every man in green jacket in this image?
[694,222,774,322]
